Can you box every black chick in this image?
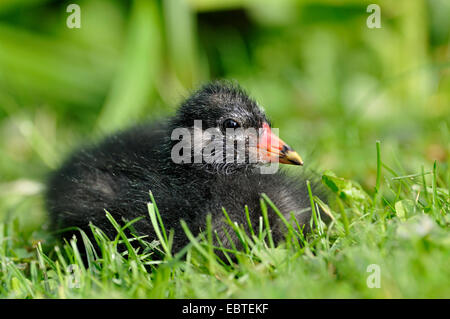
[46,81,325,254]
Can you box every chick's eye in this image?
[222,119,240,130]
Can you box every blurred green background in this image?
[0,0,449,232]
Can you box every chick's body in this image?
[46,82,322,252]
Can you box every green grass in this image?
[0,0,449,299]
[1,145,449,298]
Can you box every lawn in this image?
[0,0,449,298]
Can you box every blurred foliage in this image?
[0,0,449,230]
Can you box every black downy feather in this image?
[45,81,327,254]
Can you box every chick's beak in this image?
[257,122,304,166]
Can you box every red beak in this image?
[257,122,303,165]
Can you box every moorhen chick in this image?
[46,81,325,254]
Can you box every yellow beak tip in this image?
[281,151,304,166]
